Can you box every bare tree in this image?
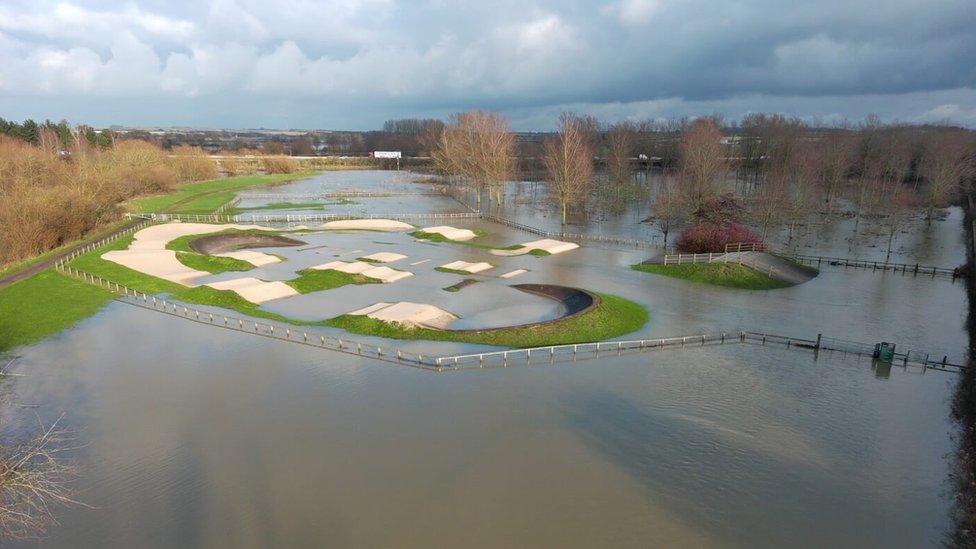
[543,113,594,223]
[782,140,821,242]
[605,121,636,197]
[873,184,919,260]
[433,111,516,207]
[918,130,976,222]
[650,170,682,246]
[750,161,789,240]
[815,130,857,212]
[0,415,82,541]
[678,118,726,219]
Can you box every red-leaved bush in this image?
[675,222,763,253]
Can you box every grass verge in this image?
[0,271,115,351]
[631,263,792,290]
[323,292,648,348]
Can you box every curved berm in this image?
[189,233,306,255]
[451,284,600,333]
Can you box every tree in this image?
[678,118,726,218]
[815,129,857,212]
[783,140,821,242]
[650,170,682,246]
[918,130,976,222]
[605,121,636,197]
[543,113,594,223]
[433,111,516,207]
[874,185,918,260]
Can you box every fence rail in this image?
[783,252,959,278]
[237,191,445,199]
[129,212,482,224]
[48,257,975,373]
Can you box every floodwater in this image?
[1,169,968,547]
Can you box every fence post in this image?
[815,333,822,350]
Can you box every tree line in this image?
[426,110,976,254]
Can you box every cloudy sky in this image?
[1,0,975,130]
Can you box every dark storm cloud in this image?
[0,0,974,128]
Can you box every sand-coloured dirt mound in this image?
[321,219,413,231]
[490,238,579,256]
[189,233,305,255]
[214,250,282,267]
[360,252,407,263]
[349,302,457,329]
[500,269,528,279]
[103,222,283,286]
[310,261,413,283]
[418,226,478,241]
[205,277,299,304]
[439,260,494,273]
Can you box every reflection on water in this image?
[1,302,956,548]
[1,169,968,547]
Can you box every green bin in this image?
[874,342,896,363]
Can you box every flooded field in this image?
[2,169,968,547]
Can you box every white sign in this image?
[373,151,402,159]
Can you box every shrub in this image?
[692,193,745,225]
[168,145,218,182]
[261,155,300,174]
[675,222,763,253]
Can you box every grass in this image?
[631,263,792,290]
[127,172,314,214]
[435,266,474,275]
[285,269,380,294]
[323,292,648,348]
[174,252,253,274]
[0,271,115,351]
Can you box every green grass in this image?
[323,292,648,348]
[528,249,551,256]
[174,251,254,274]
[128,172,314,214]
[631,263,792,290]
[0,271,116,351]
[435,267,473,275]
[285,269,380,294]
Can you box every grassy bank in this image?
[0,271,115,351]
[631,263,792,290]
[128,172,315,214]
[324,292,648,348]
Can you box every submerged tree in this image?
[543,113,594,223]
[605,121,636,197]
[678,118,726,219]
[650,170,682,246]
[918,130,976,223]
[433,111,516,208]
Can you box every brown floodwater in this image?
[1,169,967,547]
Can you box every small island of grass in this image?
[631,262,793,290]
[286,269,381,293]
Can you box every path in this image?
[0,218,143,290]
